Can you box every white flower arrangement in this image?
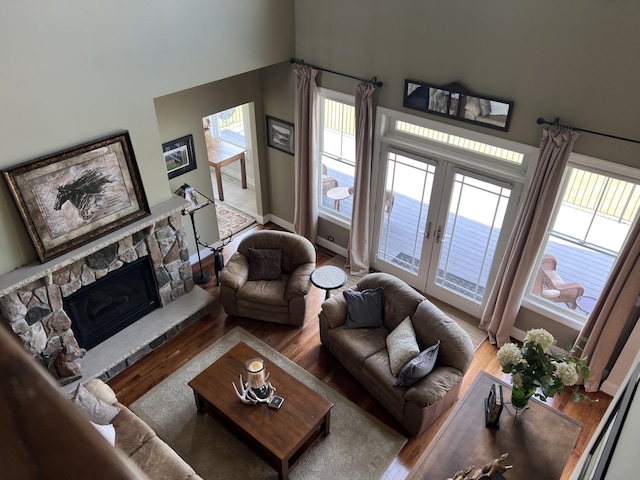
[496,328,591,403]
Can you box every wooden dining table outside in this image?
[206,135,247,201]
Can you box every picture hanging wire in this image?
[536,117,640,145]
[290,58,383,88]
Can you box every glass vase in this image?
[511,386,535,409]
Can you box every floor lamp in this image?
[174,183,213,284]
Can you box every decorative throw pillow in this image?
[72,383,121,425]
[343,287,385,329]
[479,98,492,116]
[386,316,420,377]
[91,421,116,447]
[395,341,440,387]
[247,248,282,281]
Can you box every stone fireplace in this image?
[0,197,214,386]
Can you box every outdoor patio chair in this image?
[322,164,338,195]
[532,254,584,310]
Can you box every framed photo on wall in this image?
[163,134,197,179]
[2,131,150,263]
[266,116,295,155]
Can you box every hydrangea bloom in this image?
[511,372,523,389]
[497,343,523,367]
[555,362,579,386]
[524,328,554,352]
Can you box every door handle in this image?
[424,221,432,239]
[435,226,443,243]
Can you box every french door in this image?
[372,148,521,316]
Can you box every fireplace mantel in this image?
[0,196,188,297]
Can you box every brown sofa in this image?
[219,230,316,326]
[319,272,474,437]
[84,380,201,480]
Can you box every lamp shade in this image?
[174,184,213,214]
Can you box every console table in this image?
[206,136,247,201]
[409,371,583,480]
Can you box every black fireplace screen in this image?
[64,256,160,349]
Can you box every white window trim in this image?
[523,152,640,331]
[317,88,356,228]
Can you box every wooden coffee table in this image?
[188,342,333,480]
[409,371,583,480]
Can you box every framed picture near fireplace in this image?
[162,134,197,179]
[3,131,150,263]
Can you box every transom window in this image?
[318,89,356,223]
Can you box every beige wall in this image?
[288,0,640,344]
[0,0,294,275]
[154,70,270,251]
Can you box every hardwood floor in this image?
[108,223,612,480]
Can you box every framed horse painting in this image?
[3,131,150,263]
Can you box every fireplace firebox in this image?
[64,257,160,350]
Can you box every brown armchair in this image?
[219,230,316,326]
[532,254,584,309]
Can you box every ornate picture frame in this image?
[163,134,197,179]
[3,131,150,263]
[266,116,295,155]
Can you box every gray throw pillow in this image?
[343,287,384,329]
[72,383,120,425]
[247,248,282,281]
[395,340,440,387]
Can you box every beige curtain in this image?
[577,219,640,391]
[293,65,318,242]
[480,126,580,346]
[347,82,376,275]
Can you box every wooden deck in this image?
[324,166,614,310]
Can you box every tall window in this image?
[318,89,356,223]
[527,162,640,325]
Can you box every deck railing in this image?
[563,168,640,224]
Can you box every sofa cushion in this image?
[72,383,121,425]
[386,317,420,376]
[113,404,157,457]
[130,436,200,480]
[326,326,388,367]
[83,378,118,405]
[361,349,409,421]
[343,287,385,329]
[248,248,282,281]
[395,340,440,387]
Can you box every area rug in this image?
[129,327,407,480]
[325,255,488,351]
[214,200,256,238]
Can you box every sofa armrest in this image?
[404,366,463,408]
[285,262,315,301]
[319,294,348,329]
[219,252,249,291]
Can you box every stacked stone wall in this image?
[0,211,193,376]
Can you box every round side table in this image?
[310,265,348,299]
[576,295,597,315]
[326,187,352,212]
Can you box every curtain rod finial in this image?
[536,117,545,125]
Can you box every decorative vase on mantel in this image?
[510,386,536,409]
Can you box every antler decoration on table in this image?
[232,373,276,405]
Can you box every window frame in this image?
[317,88,356,229]
[523,152,640,330]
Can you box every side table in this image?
[310,265,348,299]
[326,187,352,212]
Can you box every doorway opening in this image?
[203,103,257,239]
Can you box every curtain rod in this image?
[290,58,383,88]
[536,117,640,145]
